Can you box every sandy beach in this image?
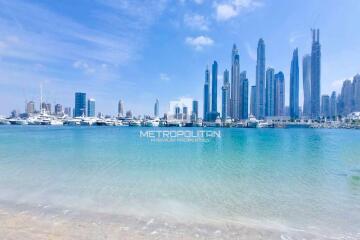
[0,204,344,240]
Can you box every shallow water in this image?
[0,126,359,239]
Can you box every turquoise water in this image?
[0,126,360,238]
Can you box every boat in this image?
[50,119,63,126]
[143,119,160,127]
[0,117,10,125]
[246,115,258,128]
[129,119,142,127]
[166,119,182,127]
[9,118,28,125]
[64,118,81,126]
[80,118,97,126]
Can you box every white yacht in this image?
[9,118,28,125]
[0,117,10,125]
[129,119,142,127]
[144,118,160,127]
[80,118,97,126]
[246,115,258,128]
[166,119,182,127]
[50,119,63,126]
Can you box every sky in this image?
[0,0,360,116]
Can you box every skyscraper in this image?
[192,100,199,121]
[222,69,230,121]
[256,38,266,119]
[211,61,218,115]
[311,29,321,119]
[230,44,240,119]
[240,72,249,119]
[64,107,71,117]
[274,72,285,116]
[26,101,35,114]
[118,100,124,117]
[265,68,275,117]
[54,104,63,116]
[321,95,330,118]
[302,54,311,117]
[74,92,86,117]
[340,80,353,116]
[353,74,360,111]
[87,98,95,117]
[203,67,210,121]
[290,48,299,119]
[330,91,337,119]
[250,86,257,116]
[154,99,159,117]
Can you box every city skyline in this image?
[1,1,360,116]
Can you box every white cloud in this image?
[184,14,209,31]
[185,36,214,50]
[215,0,263,21]
[73,60,96,74]
[160,73,171,82]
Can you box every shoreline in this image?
[0,201,351,240]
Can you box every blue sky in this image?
[0,0,359,116]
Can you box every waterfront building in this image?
[302,54,311,117]
[203,67,210,121]
[222,69,230,121]
[64,107,71,117]
[154,99,159,117]
[274,71,285,116]
[250,86,256,116]
[340,80,353,116]
[230,44,240,119]
[311,29,321,119]
[321,95,330,118]
[211,61,218,114]
[168,98,193,121]
[183,106,188,119]
[26,101,35,114]
[256,38,266,119]
[175,106,181,119]
[265,68,275,117]
[353,74,360,111]
[74,92,86,117]
[40,103,51,115]
[290,48,300,119]
[192,100,199,121]
[125,110,132,118]
[54,104,63,116]
[240,71,249,119]
[87,98,95,117]
[118,100,124,117]
[330,91,337,118]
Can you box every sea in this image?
[0,126,359,239]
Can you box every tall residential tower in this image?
[256,39,266,119]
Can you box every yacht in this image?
[64,118,81,126]
[129,119,142,127]
[246,115,258,128]
[9,118,28,125]
[80,118,97,126]
[0,117,10,125]
[50,119,63,126]
[144,118,160,127]
[166,119,182,127]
